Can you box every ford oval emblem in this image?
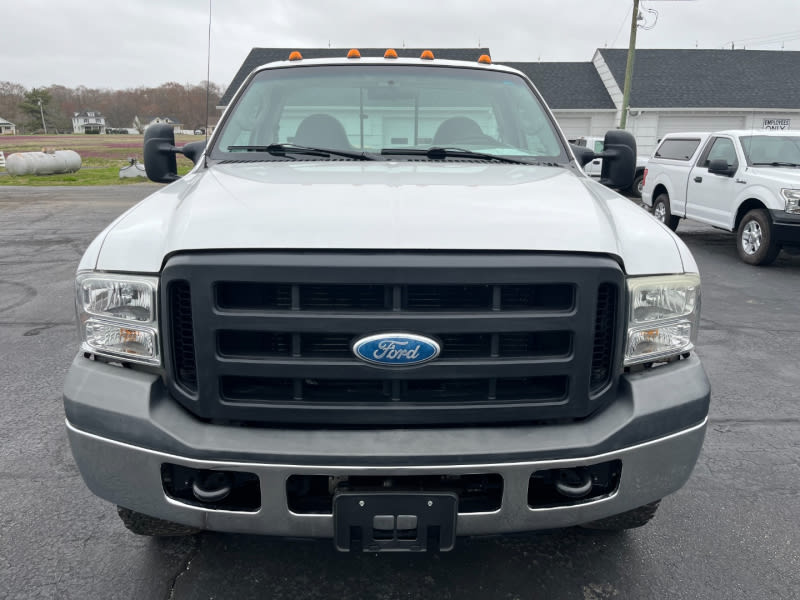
[352,333,440,366]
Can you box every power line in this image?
[610,5,632,47]
[723,29,800,45]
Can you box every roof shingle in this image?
[501,62,615,110]
[598,48,800,109]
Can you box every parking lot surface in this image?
[1,185,798,600]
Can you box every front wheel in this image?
[629,174,644,199]
[737,208,780,265]
[652,193,679,231]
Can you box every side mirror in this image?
[143,124,207,183]
[143,124,179,183]
[599,130,636,190]
[570,144,596,167]
[708,158,736,176]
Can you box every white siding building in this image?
[591,49,800,155]
[0,117,15,135]
[72,111,106,134]
[134,116,183,134]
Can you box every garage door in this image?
[554,115,591,139]
[656,115,745,138]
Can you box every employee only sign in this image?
[762,118,792,130]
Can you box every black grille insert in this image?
[218,331,291,357]
[170,281,197,393]
[215,331,572,360]
[501,284,575,311]
[214,282,575,312]
[406,284,493,310]
[217,282,292,310]
[301,284,387,310]
[220,375,568,405]
[590,283,618,393]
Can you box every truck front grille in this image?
[161,253,624,426]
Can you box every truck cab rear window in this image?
[654,138,701,161]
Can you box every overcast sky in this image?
[5,0,800,92]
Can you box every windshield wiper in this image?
[381,147,535,165]
[751,161,800,167]
[227,143,379,161]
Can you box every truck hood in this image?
[746,165,800,186]
[91,161,686,275]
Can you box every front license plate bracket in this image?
[333,491,458,552]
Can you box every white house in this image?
[72,111,106,134]
[0,117,15,135]
[134,116,183,134]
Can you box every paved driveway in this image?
[0,186,798,599]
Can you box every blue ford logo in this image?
[352,333,440,366]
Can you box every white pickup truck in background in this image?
[642,130,800,265]
[570,136,649,197]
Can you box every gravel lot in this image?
[0,185,798,600]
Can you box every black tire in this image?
[580,500,660,531]
[629,174,644,199]
[736,208,780,266]
[652,193,679,231]
[117,506,201,537]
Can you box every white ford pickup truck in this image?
[642,130,800,265]
[63,51,709,552]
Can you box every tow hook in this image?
[554,468,594,499]
[192,471,233,503]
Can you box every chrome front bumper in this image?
[66,417,707,537]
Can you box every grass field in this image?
[0,134,201,185]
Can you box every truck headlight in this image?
[781,188,800,214]
[625,274,700,366]
[75,273,160,365]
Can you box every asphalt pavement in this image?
[0,185,798,600]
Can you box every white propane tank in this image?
[6,150,82,176]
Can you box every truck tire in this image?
[580,500,660,531]
[117,506,201,537]
[737,209,780,266]
[652,193,679,231]
[629,173,644,198]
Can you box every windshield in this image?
[211,64,567,162]
[739,134,800,166]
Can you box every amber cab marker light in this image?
[420,50,435,60]
[384,48,399,59]
[347,48,362,59]
[478,54,491,64]
[288,51,303,61]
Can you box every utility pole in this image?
[37,98,47,134]
[619,0,640,130]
